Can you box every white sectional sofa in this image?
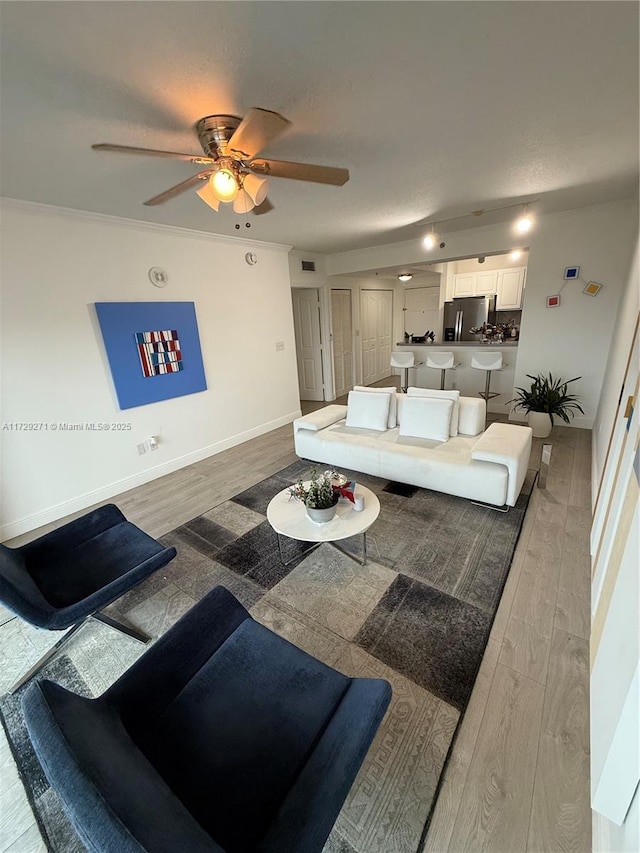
[293,390,533,508]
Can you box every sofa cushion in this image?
[345,391,390,432]
[354,386,397,428]
[406,387,461,436]
[398,397,453,442]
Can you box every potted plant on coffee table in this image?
[289,467,344,524]
[509,373,584,438]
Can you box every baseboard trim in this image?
[1,410,302,541]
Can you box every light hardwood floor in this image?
[0,394,592,853]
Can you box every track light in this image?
[418,199,538,244]
[515,205,533,233]
[423,226,440,250]
[398,274,413,282]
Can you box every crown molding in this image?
[0,197,293,252]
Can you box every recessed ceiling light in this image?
[398,274,413,282]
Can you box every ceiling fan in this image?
[92,108,349,215]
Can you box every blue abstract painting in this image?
[95,302,207,410]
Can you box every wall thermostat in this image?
[148,267,168,287]
[245,252,258,266]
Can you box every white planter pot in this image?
[528,411,552,438]
[305,503,338,524]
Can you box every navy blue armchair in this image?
[0,504,176,692]
[23,585,391,853]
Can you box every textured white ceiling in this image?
[1,2,637,254]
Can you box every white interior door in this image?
[331,289,353,398]
[361,289,393,385]
[403,286,440,337]
[292,288,324,401]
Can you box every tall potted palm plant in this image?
[509,373,584,438]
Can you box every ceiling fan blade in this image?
[249,158,349,186]
[143,171,212,206]
[92,143,216,164]
[251,198,274,216]
[227,108,291,160]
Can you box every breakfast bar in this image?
[393,342,518,413]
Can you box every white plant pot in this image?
[305,503,338,524]
[528,411,553,438]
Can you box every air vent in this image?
[301,260,316,272]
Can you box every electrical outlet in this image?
[136,443,146,456]
[275,341,285,351]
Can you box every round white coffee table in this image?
[267,483,380,566]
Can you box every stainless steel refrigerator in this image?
[443,296,497,341]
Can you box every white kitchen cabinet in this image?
[449,266,526,305]
[452,270,498,297]
[496,268,526,310]
[452,273,476,297]
[475,270,499,295]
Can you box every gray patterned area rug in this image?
[0,460,534,853]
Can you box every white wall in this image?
[1,201,300,538]
[327,199,639,428]
[590,235,639,852]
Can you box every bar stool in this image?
[471,351,504,401]
[425,351,457,390]
[390,352,420,392]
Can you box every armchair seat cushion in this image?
[28,521,168,608]
[23,586,391,853]
[138,618,350,850]
[0,504,176,631]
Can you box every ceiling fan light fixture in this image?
[211,167,239,202]
[196,182,221,211]
[242,172,269,206]
[232,188,255,214]
[398,274,413,282]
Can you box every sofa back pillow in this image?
[345,390,391,431]
[458,397,486,436]
[353,386,397,428]
[406,387,460,436]
[398,396,454,442]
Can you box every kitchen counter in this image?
[396,340,518,342]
